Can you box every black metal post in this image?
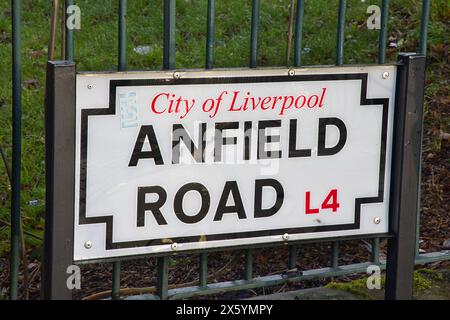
[385,53,426,300]
[42,61,76,300]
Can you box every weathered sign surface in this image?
[73,66,396,261]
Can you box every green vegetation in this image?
[326,276,377,300]
[417,268,445,282]
[325,269,447,299]
[0,0,448,257]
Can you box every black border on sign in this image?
[77,73,389,250]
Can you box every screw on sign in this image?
[84,241,92,249]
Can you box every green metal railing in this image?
[65,0,74,61]
[7,0,449,300]
[10,0,22,301]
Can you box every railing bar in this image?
[377,0,389,64]
[249,0,260,68]
[128,251,450,300]
[288,245,297,270]
[110,1,128,300]
[293,0,305,67]
[419,0,431,55]
[111,261,121,299]
[65,0,74,61]
[159,1,174,297]
[118,0,127,71]
[415,251,450,264]
[61,0,66,59]
[244,249,253,281]
[168,261,384,300]
[335,0,346,66]
[199,253,208,288]
[163,0,176,70]
[331,241,339,269]
[371,238,380,264]
[156,256,169,300]
[159,3,174,295]
[416,0,431,254]
[205,0,215,69]
[10,0,22,301]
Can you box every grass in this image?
[0,0,448,258]
[325,269,442,300]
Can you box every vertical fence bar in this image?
[157,256,169,300]
[335,0,346,66]
[118,0,127,71]
[163,0,176,70]
[244,249,253,281]
[331,242,339,269]
[111,1,127,299]
[199,253,208,288]
[416,0,431,255]
[111,262,121,299]
[293,0,305,67]
[372,0,389,263]
[249,0,260,68]
[61,0,66,59]
[65,0,74,61]
[385,53,426,300]
[288,245,297,270]
[377,0,389,64]
[205,0,215,69]
[158,0,176,299]
[419,0,430,55]
[10,0,22,300]
[371,238,380,264]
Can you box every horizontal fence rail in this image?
[5,0,449,300]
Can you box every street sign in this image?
[74,66,396,261]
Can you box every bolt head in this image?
[171,242,178,250]
[288,69,295,76]
[87,84,93,89]
[84,241,92,249]
[374,217,381,224]
[282,233,290,241]
[173,72,181,79]
[382,72,389,79]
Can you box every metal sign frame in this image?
[42,53,426,300]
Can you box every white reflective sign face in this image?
[74,66,396,261]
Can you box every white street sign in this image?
[74,66,396,261]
